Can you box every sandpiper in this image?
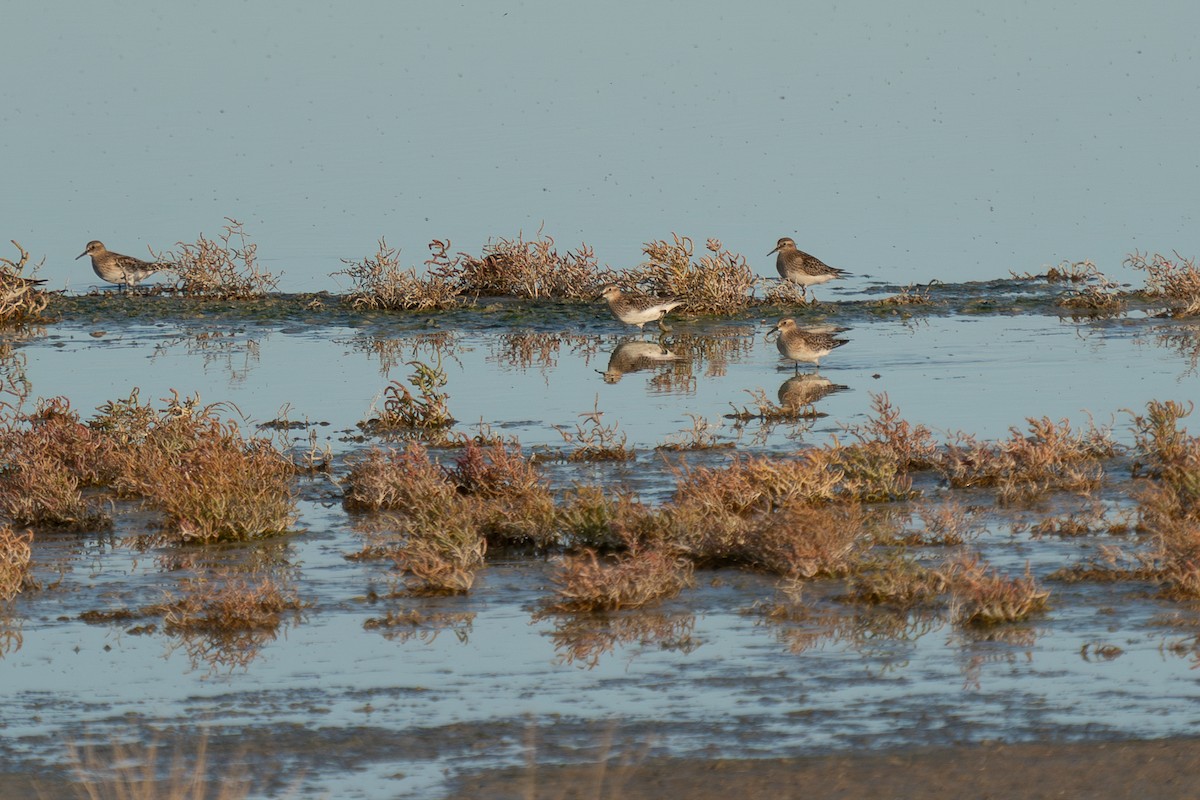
[766,318,848,371]
[76,241,169,289]
[600,285,683,333]
[769,237,848,302]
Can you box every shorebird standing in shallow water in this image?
[600,285,683,333]
[76,241,170,289]
[766,318,848,372]
[769,236,849,303]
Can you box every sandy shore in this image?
[444,738,1200,800]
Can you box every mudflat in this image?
[445,737,1200,800]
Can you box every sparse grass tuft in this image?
[336,237,463,310]
[556,397,634,461]
[1127,250,1200,316]
[727,387,824,422]
[656,414,731,451]
[363,357,456,432]
[168,218,279,299]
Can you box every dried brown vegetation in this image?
[1127,250,1200,316]
[157,567,304,672]
[847,555,949,608]
[336,237,463,311]
[944,552,1049,625]
[868,282,940,308]
[167,218,279,299]
[363,357,455,432]
[99,392,295,543]
[0,391,294,541]
[626,235,756,313]
[162,570,303,636]
[0,526,32,601]
[461,230,604,299]
[344,439,557,592]
[1120,400,1200,597]
[0,240,49,326]
[555,398,634,461]
[940,417,1116,503]
[0,398,114,530]
[544,548,694,612]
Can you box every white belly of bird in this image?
[785,271,837,287]
[776,336,830,363]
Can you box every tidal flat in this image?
[3,278,1200,799]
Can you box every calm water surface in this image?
[1,295,1200,798]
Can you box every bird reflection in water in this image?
[777,372,848,411]
[600,338,682,383]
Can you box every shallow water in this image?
[3,286,1200,798]
[6,2,1200,795]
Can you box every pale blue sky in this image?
[4,1,1198,290]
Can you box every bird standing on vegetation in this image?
[600,285,683,333]
[766,318,848,371]
[76,241,170,289]
[769,237,848,302]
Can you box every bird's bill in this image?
[75,250,87,260]
[765,321,783,340]
[766,244,782,256]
